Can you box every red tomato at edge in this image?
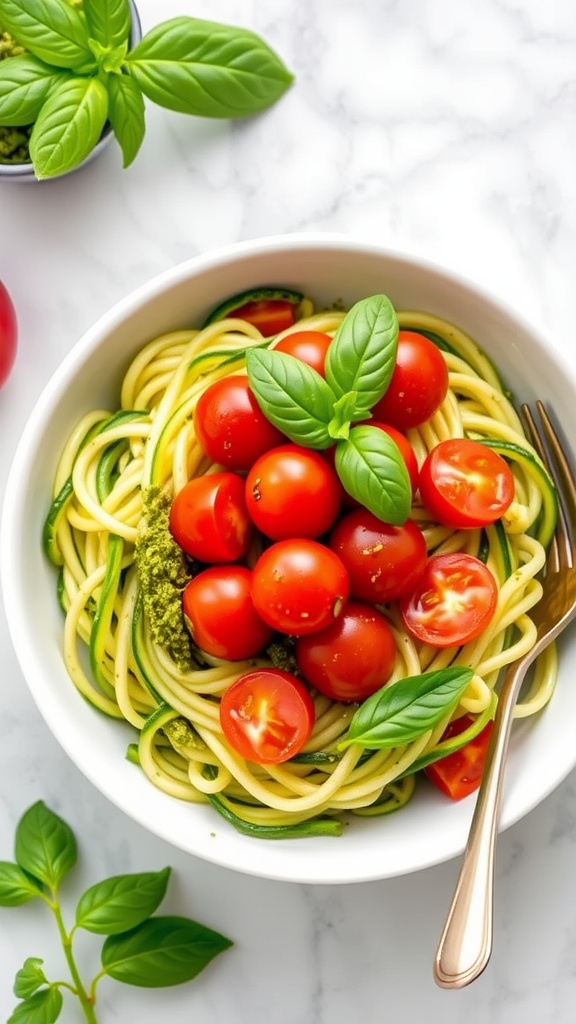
[231,299,297,337]
[425,716,495,800]
[0,281,18,387]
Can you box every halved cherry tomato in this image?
[251,538,349,636]
[245,444,343,540]
[170,472,253,563]
[219,669,315,764]
[231,299,298,337]
[425,716,494,799]
[371,330,449,429]
[194,375,285,471]
[273,330,332,376]
[182,566,272,660]
[328,509,427,604]
[418,438,515,529]
[0,281,17,388]
[400,552,498,648]
[296,601,396,703]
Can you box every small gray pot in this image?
[0,0,142,182]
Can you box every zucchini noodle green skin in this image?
[42,304,558,838]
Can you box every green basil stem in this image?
[50,897,99,1024]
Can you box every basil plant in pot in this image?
[0,0,293,180]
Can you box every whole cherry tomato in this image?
[0,281,18,388]
[273,330,332,376]
[328,508,427,604]
[182,565,272,660]
[251,538,349,636]
[219,668,315,764]
[371,330,449,429]
[170,472,253,563]
[296,601,396,703]
[400,552,498,648]
[245,444,343,540]
[194,375,285,471]
[418,438,515,529]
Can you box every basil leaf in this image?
[13,958,48,1000]
[335,424,411,524]
[29,76,109,179]
[325,294,398,416]
[0,862,43,906]
[340,667,474,750]
[101,915,233,987]
[83,0,131,49]
[7,986,63,1024]
[75,867,171,934]
[126,16,293,117]
[106,71,145,167]
[0,0,92,69]
[246,348,336,449]
[14,801,77,891]
[0,55,69,126]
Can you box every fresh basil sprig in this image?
[325,293,399,416]
[246,294,412,525]
[0,801,232,1023]
[0,0,294,178]
[245,348,336,449]
[339,667,474,750]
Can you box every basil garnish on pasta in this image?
[246,294,412,524]
[339,667,474,750]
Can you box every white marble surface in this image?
[2,0,576,1020]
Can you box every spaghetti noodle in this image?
[43,296,557,838]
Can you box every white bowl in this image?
[3,234,576,884]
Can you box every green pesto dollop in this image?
[135,485,194,673]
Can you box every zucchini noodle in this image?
[43,299,558,837]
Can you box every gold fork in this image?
[434,400,576,989]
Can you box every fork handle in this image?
[433,659,527,988]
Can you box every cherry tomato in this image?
[418,438,515,529]
[219,668,315,764]
[371,330,449,429]
[399,552,498,648]
[182,566,272,660]
[425,716,494,799]
[328,509,427,604]
[170,472,253,563]
[251,538,349,636]
[0,281,17,388]
[296,601,396,703]
[194,375,285,471]
[245,444,343,540]
[273,330,332,376]
[230,298,297,336]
